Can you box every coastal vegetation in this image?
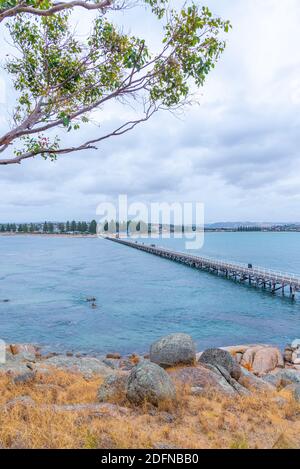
[1,369,300,449]
[2,220,300,234]
[0,0,230,166]
[0,220,98,234]
[1,335,300,449]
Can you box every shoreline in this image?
[1,231,300,239]
[1,335,300,449]
[1,339,299,373]
[0,232,97,238]
[0,337,288,361]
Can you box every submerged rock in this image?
[198,348,241,381]
[126,361,176,406]
[150,333,196,368]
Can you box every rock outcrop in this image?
[13,370,36,385]
[283,339,300,365]
[262,368,300,388]
[238,367,275,392]
[241,345,284,375]
[150,333,196,368]
[9,344,38,362]
[97,373,128,403]
[44,355,113,378]
[126,361,176,405]
[169,364,237,395]
[284,384,300,402]
[198,348,241,381]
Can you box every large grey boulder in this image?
[198,348,241,381]
[150,333,196,367]
[97,373,128,403]
[126,361,176,406]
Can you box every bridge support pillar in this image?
[290,285,296,300]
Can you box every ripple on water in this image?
[0,233,300,353]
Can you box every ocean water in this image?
[0,232,299,354]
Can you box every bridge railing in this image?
[109,238,300,286]
[131,242,300,285]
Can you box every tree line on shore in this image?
[0,220,98,234]
[0,220,195,235]
[2,221,295,234]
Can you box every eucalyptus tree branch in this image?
[0,1,231,166]
[0,35,178,151]
[0,50,164,149]
[0,0,119,23]
[0,104,157,164]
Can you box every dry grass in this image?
[0,367,300,449]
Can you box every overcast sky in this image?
[0,0,300,223]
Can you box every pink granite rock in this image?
[241,346,284,375]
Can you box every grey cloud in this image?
[1,0,300,222]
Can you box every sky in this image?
[0,0,300,223]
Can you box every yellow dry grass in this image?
[0,367,300,449]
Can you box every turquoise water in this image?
[0,233,299,354]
